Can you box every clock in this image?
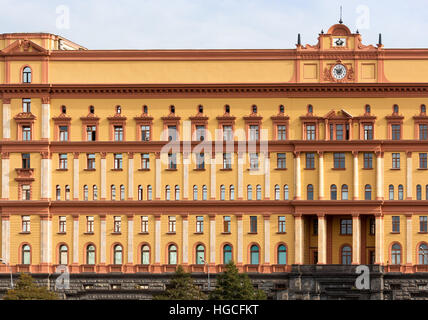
[331,64,347,80]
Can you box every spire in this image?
[297,33,301,46]
[339,5,343,24]
[378,33,382,45]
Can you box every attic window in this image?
[116,105,121,114]
[89,106,95,114]
[308,104,313,114]
[252,105,257,114]
[393,104,399,114]
[365,104,371,114]
[198,105,203,114]
[61,105,66,114]
[421,104,426,115]
[225,105,230,114]
[170,105,175,114]
[143,105,148,114]
[279,105,285,114]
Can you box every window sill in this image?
[83,232,94,235]
[221,232,231,235]
[220,168,232,171]
[111,232,122,235]
[138,232,149,235]
[275,168,287,170]
[417,168,428,170]
[247,168,259,171]
[247,232,258,235]
[194,232,204,235]
[111,169,123,171]
[339,233,352,236]
[84,169,96,171]
[418,231,428,234]
[390,168,401,170]
[304,168,315,170]
[56,169,68,171]
[166,232,176,235]
[19,232,31,235]
[57,232,66,235]
[193,168,206,171]
[165,168,177,171]
[390,232,400,234]
[331,168,346,170]
[276,232,287,234]
[138,168,150,171]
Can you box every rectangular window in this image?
[196,153,205,169]
[250,216,257,233]
[277,153,286,169]
[420,216,428,233]
[167,125,177,141]
[392,153,400,169]
[313,219,318,235]
[22,153,30,169]
[86,125,97,141]
[87,153,96,169]
[223,216,231,233]
[249,153,259,169]
[420,124,428,140]
[392,216,400,233]
[306,124,316,140]
[334,153,346,169]
[195,125,206,141]
[249,125,259,141]
[223,153,232,169]
[114,154,123,169]
[22,98,31,113]
[420,153,427,169]
[168,153,177,169]
[277,125,287,140]
[363,152,373,169]
[223,125,233,141]
[391,124,401,140]
[141,153,150,169]
[59,126,68,141]
[364,124,373,140]
[22,216,30,232]
[278,216,286,233]
[168,216,176,233]
[22,185,31,200]
[59,153,68,169]
[141,216,149,233]
[114,216,121,233]
[141,125,150,141]
[340,219,352,235]
[336,124,344,140]
[22,126,31,141]
[306,153,315,169]
[59,216,66,233]
[369,218,375,235]
[86,216,94,233]
[196,216,204,233]
[114,126,123,141]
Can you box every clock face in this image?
[331,64,347,80]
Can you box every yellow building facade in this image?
[0,23,427,275]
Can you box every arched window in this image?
[307,184,314,200]
[256,185,262,200]
[393,104,399,114]
[202,185,207,200]
[138,185,143,200]
[252,104,257,114]
[168,244,177,265]
[274,185,280,200]
[284,185,289,200]
[389,185,394,200]
[113,244,123,265]
[229,185,235,200]
[365,104,371,114]
[341,185,348,200]
[220,185,226,200]
[65,185,70,201]
[391,243,401,265]
[86,244,96,265]
[22,66,32,83]
[111,185,116,200]
[93,185,98,200]
[330,184,337,200]
[279,105,285,114]
[174,185,180,200]
[398,185,404,200]
[422,104,427,114]
[83,185,88,201]
[120,185,125,200]
[59,245,68,265]
[196,244,205,264]
[247,185,253,200]
[223,244,232,264]
[165,185,171,200]
[56,185,61,200]
[364,184,372,200]
[418,243,428,265]
[341,245,352,265]
[277,244,287,265]
[307,104,313,114]
[22,244,31,265]
[147,185,152,200]
[141,245,150,265]
[250,245,259,265]
[193,185,198,200]
[61,105,67,114]
[417,185,422,200]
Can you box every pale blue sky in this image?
[2,0,428,49]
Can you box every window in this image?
[363,153,373,169]
[420,216,428,233]
[277,153,286,169]
[168,153,177,169]
[256,185,262,200]
[364,184,372,200]
[87,153,95,169]
[250,245,259,265]
[426,185,428,200]
[22,153,30,169]
[369,218,375,236]
[391,124,401,140]
[21,185,31,200]
[341,246,352,265]
[113,244,123,265]
[274,185,280,200]
[83,185,89,201]
[193,185,198,200]
[223,216,231,233]
[114,216,121,233]
[196,153,205,169]
[391,243,401,265]
[278,216,286,233]
[141,216,149,233]
[167,125,177,141]
[59,245,68,265]
[111,185,116,200]
[249,125,259,141]
[22,244,31,265]
[417,185,422,200]
[59,153,67,169]
[196,245,205,264]
[114,154,123,169]
[220,185,226,200]
[313,219,318,235]
[250,216,257,233]
[420,153,428,169]
[174,185,180,200]
[364,124,373,140]
[392,153,400,169]
[420,124,428,140]
[22,66,32,83]
[340,219,352,235]
[59,216,66,233]
[195,125,206,141]
[365,104,371,114]
[393,104,399,113]
[141,125,151,141]
[86,216,94,233]
[141,245,150,265]
[168,245,177,264]
[278,245,287,265]
[284,185,289,200]
[307,184,314,200]
[277,125,287,140]
[22,216,30,232]
[223,245,232,264]
[419,244,428,265]
[196,216,204,233]
[165,185,171,200]
[120,185,125,200]
[398,185,404,200]
[247,185,253,200]
[86,125,97,141]
[202,185,207,200]
[59,126,69,141]
[333,153,345,169]
[341,185,349,200]
[138,185,143,200]
[93,185,98,200]
[223,153,232,169]
[114,126,123,141]
[389,185,394,200]
[140,153,150,169]
[223,125,233,141]
[65,185,70,200]
[168,216,176,233]
[147,185,152,200]
[22,126,31,141]
[249,153,259,169]
[229,185,235,200]
[330,185,337,200]
[22,98,31,113]
[392,216,400,233]
[86,245,95,265]
[306,124,316,140]
[306,153,315,169]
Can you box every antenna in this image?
[297,33,301,46]
[378,33,382,45]
[339,6,343,24]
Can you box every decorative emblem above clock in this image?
[331,63,347,80]
[333,37,346,47]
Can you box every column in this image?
[237,214,243,268]
[183,152,189,200]
[262,214,271,272]
[406,152,413,200]
[405,214,413,272]
[41,97,50,140]
[1,214,10,264]
[1,153,10,200]
[317,213,327,264]
[210,153,216,200]
[352,213,361,265]
[40,214,52,272]
[375,214,384,264]
[2,98,11,140]
[209,215,216,267]
[155,153,161,200]
[99,215,107,272]
[237,153,244,200]
[264,153,270,199]
[353,152,359,200]
[182,215,188,266]
[294,214,304,264]
[153,214,162,272]
[128,153,134,200]
[318,152,324,200]
[100,153,107,200]
[71,215,79,272]
[40,152,52,200]
[376,152,383,200]
[126,215,134,272]
[294,152,301,200]
[73,153,79,200]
